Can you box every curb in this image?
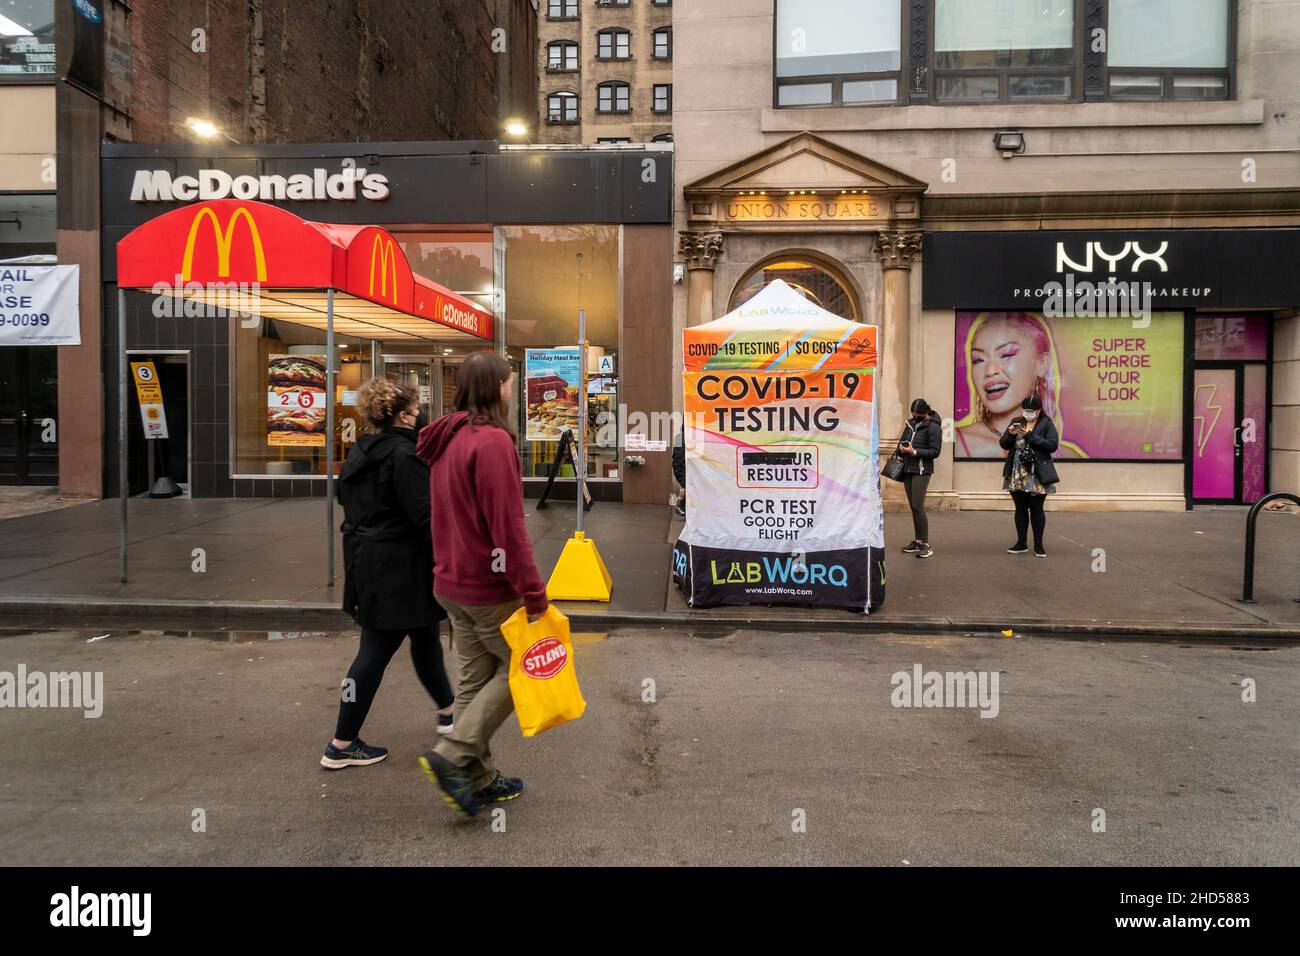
[1,595,1298,642]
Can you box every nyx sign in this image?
[1055,240,1168,274]
[923,229,1300,309]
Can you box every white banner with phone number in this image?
[0,264,81,345]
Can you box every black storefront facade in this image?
[94,141,675,505]
[921,227,1300,509]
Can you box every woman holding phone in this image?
[1000,395,1060,558]
[897,398,943,559]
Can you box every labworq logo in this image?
[522,638,568,679]
[50,886,151,936]
[369,234,399,302]
[181,206,267,282]
[1055,240,1168,274]
[711,555,848,587]
[131,167,389,202]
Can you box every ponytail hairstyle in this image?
[454,350,515,439]
[910,398,931,418]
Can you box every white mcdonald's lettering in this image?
[438,296,482,332]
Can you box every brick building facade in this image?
[105,0,536,145]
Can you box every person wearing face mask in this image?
[897,398,943,559]
[999,395,1060,558]
[320,378,454,769]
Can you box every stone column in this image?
[874,230,922,447]
[678,231,723,326]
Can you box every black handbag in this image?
[1033,456,1060,485]
[882,450,906,481]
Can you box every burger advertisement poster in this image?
[953,311,1184,460]
[267,354,327,446]
[524,349,582,442]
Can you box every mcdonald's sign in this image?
[181,206,268,283]
[369,233,399,303]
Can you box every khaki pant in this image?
[433,596,522,790]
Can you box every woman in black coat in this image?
[897,399,943,559]
[999,395,1060,558]
[321,378,453,770]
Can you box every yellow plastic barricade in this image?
[500,605,587,737]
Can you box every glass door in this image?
[0,346,58,485]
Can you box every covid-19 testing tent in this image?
[672,279,885,611]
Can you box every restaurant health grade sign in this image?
[673,280,885,611]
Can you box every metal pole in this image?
[577,308,586,536]
[118,288,128,583]
[370,338,378,379]
[326,289,336,588]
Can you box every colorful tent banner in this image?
[673,280,885,611]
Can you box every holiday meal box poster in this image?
[525,348,582,442]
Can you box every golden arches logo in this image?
[181,206,268,282]
[369,233,399,303]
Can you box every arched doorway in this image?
[729,254,860,321]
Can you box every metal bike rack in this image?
[1238,492,1300,604]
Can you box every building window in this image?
[547,91,579,123]
[730,256,859,322]
[597,137,632,144]
[1107,0,1231,100]
[932,0,1075,102]
[652,84,672,114]
[547,0,578,18]
[652,27,672,61]
[651,132,673,142]
[652,0,671,6]
[597,28,631,60]
[596,0,631,6]
[0,0,55,78]
[597,81,630,113]
[547,40,579,72]
[774,0,900,107]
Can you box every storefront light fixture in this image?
[993,130,1026,158]
[504,118,528,139]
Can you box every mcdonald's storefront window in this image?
[394,231,495,317]
[232,319,376,478]
[500,225,622,482]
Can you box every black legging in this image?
[334,624,453,741]
[1011,491,1047,550]
[903,473,931,542]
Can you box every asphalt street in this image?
[1,624,1296,866]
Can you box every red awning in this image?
[115,198,493,342]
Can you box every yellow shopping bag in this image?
[501,605,587,737]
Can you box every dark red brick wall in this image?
[121,0,535,144]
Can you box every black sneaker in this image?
[1007,544,1029,554]
[418,750,481,818]
[901,542,920,554]
[1034,546,1047,558]
[320,737,388,770]
[475,771,524,803]
[916,544,934,559]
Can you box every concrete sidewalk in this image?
[0,494,1296,637]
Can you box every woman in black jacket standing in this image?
[999,395,1059,558]
[898,399,942,559]
[320,378,453,769]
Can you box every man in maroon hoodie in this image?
[416,351,549,818]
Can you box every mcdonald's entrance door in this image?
[125,352,190,496]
